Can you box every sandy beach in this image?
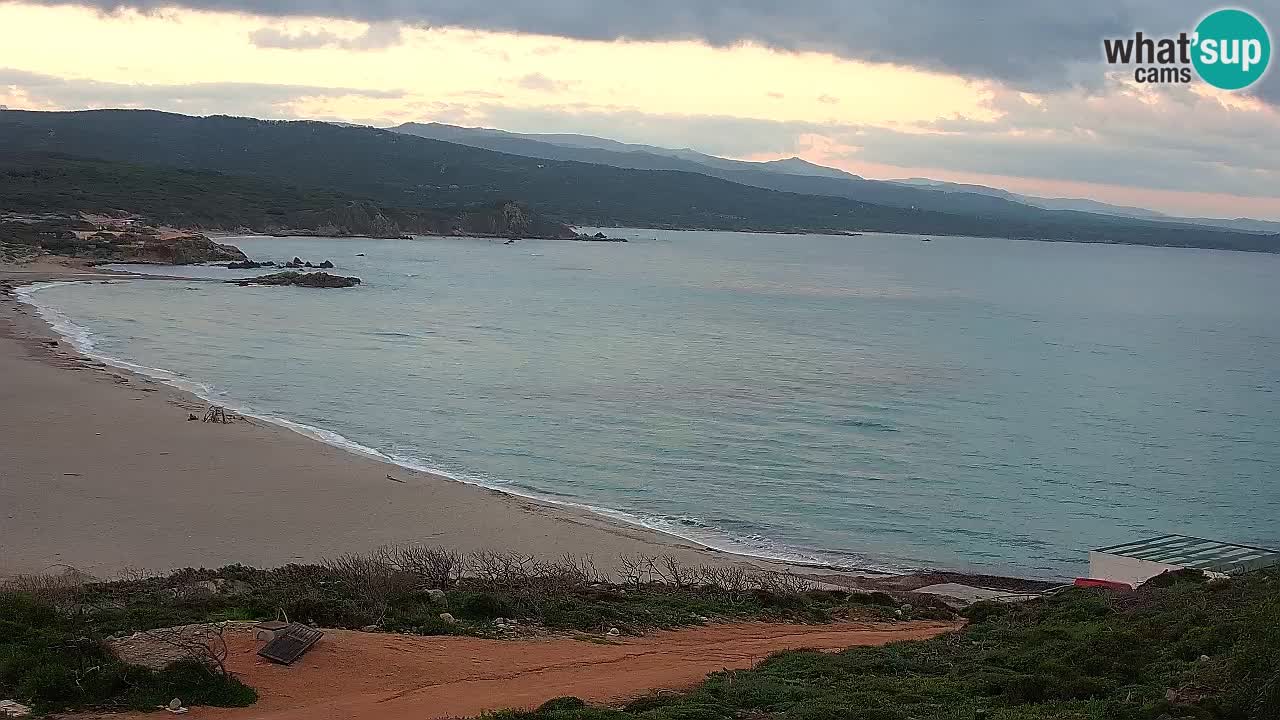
[0,260,767,579]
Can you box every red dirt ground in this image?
[100,620,956,719]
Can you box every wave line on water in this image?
[15,280,899,575]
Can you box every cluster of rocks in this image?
[284,256,335,269]
[227,257,336,269]
[227,271,361,288]
[574,232,628,243]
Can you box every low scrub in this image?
[2,548,942,641]
[486,569,1280,720]
[0,592,255,714]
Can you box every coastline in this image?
[0,259,809,580]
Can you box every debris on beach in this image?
[202,406,231,424]
[258,622,324,665]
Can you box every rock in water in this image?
[227,271,361,288]
[319,260,335,268]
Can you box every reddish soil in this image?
[94,621,958,719]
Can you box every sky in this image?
[2,1,1278,220]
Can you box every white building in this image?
[1089,534,1280,587]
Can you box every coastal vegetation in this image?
[492,569,1280,720]
[0,591,256,714]
[2,550,1276,718]
[0,153,576,239]
[0,547,943,713]
[1,110,1276,253]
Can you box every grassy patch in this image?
[0,592,256,714]
[483,569,1280,720]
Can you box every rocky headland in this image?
[227,271,361,288]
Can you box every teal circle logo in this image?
[1192,9,1271,90]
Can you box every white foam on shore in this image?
[15,280,897,574]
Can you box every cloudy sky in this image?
[2,0,1278,219]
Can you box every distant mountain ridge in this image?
[892,177,1280,233]
[0,109,1275,253]
[392,121,1279,233]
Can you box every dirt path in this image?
[103,621,957,719]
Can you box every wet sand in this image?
[0,260,776,578]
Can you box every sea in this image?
[17,229,1280,579]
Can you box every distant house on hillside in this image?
[1089,534,1280,587]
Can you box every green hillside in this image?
[0,109,1276,252]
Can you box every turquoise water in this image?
[22,230,1280,578]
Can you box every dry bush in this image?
[323,551,417,624]
[751,570,819,595]
[466,550,538,588]
[549,553,606,586]
[383,544,463,588]
[653,555,697,588]
[699,565,750,592]
[616,553,658,588]
[113,566,158,583]
[138,622,231,676]
[0,566,92,603]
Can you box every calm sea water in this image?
[22,230,1280,578]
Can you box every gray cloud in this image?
[0,68,403,117]
[514,72,572,93]
[249,22,402,50]
[19,0,1280,94]
[454,88,1280,201]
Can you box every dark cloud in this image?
[249,22,402,50]
[22,0,1279,93]
[0,68,403,116]
[1249,71,1280,105]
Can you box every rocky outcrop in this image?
[575,231,628,242]
[0,216,247,264]
[228,271,361,288]
[227,259,274,269]
[163,235,247,264]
